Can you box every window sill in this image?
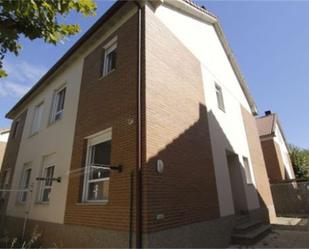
[28,131,39,139]
[99,69,115,80]
[34,201,50,205]
[47,117,62,128]
[76,200,109,206]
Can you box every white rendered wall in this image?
[274,124,295,179]
[6,8,138,224]
[0,131,9,142]
[154,4,260,217]
[6,58,83,224]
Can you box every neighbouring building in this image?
[0,1,275,248]
[256,111,295,182]
[0,128,10,170]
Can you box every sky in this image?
[0,0,308,149]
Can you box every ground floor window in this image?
[83,129,112,202]
[19,165,32,203]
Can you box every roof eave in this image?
[5,0,127,119]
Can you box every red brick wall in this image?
[0,111,27,212]
[261,139,285,181]
[143,7,219,233]
[0,111,27,186]
[241,107,276,221]
[64,10,139,232]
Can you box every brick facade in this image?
[143,6,220,232]
[241,107,276,221]
[64,10,139,232]
[0,110,27,224]
[261,139,286,181]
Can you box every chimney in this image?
[265,110,272,116]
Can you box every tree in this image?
[289,144,309,178]
[0,0,97,77]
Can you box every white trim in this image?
[18,163,32,203]
[103,36,118,50]
[102,37,117,77]
[50,84,66,124]
[82,128,112,202]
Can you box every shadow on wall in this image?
[271,180,309,218]
[143,103,270,247]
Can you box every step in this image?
[231,224,271,245]
[236,215,250,223]
[234,220,262,232]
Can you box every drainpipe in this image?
[133,1,143,248]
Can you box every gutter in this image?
[133,1,143,248]
[5,1,127,119]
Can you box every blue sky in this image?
[0,1,308,149]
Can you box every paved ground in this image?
[253,230,309,248]
[231,217,309,248]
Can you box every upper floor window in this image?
[30,102,44,136]
[243,157,253,184]
[83,129,112,202]
[102,37,117,77]
[11,120,20,139]
[215,83,225,112]
[19,164,32,203]
[50,86,66,123]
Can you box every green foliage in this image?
[289,144,309,178]
[0,0,97,77]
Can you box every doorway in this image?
[226,151,248,215]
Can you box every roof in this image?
[256,113,288,146]
[0,128,10,135]
[6,0,258,118]
[256,113,276,137]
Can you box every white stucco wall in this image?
[6,7,138,224]
[153,4,260,217]
[274,124,295,179]
[0,130,10,142]
[6,58,83,224]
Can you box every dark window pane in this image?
[87,181,109,201]
[42,188,51,202]
[91,141,111,166]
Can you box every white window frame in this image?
[215,83,225,112]
[18,164,32,203]
[38,162,55,203]
[82,128,112,203]
[102,37,117,77]
[243,156,253,184]
[30,102,44,136]
[1,168,11,198]
[50,85,66,124]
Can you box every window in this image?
[50,86,66,123]
[11,120,20,139]
[83,129,112,202]
[215,83,225,112]
[39,154,56,203]
[19,166,32,203]
[102,38,117,77]
[40,166,55,202]
[0,169,10,198]
[243,157,253,184]
[30,102,44,135]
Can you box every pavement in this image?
[231,217,309,248]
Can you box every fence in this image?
[270,179,309,217]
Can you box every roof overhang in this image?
[6,0,258,118]
[153,0,258,115]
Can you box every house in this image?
[0,128,10,171]
[0,0,275,248]
[256,111,295,182]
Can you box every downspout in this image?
[134,1,143,248]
